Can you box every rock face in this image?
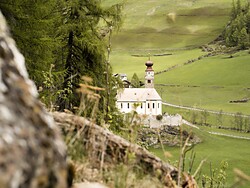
[0,12,68,187]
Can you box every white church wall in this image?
[116,101,145,114]
[145,101,162,116]
[116,101,161,115]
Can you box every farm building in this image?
[116,59,162,116]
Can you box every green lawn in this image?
[150,125,250,187]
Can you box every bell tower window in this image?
[145,56,154,88]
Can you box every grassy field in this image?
[155,51,250,87]
[112,49,250,114]
[155,50,250,114]
[103,0,231,50]
[107,0,250,114]
[150,125,250,187]
[110,48,205,79]
[103,0,250,185]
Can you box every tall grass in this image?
[150,124,250,188]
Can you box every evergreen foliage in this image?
[0,0,123,122]
[0,0,59,83]
[55,0,122,111]
[131,73,141,88]
[224,0,250,49]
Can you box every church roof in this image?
[116,88,161,102]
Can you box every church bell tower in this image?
[145,57,154,88]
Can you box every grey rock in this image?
[0,12,68,188]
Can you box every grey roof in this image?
[116,88,162,102]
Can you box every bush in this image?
[156,114,163,121]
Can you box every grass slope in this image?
[155,51,250,87]
[150,126,250,187]
[111,49,205,79]
[103,0,231,50]
[103,1,250,185]
[155,50,250,114]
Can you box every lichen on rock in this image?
[0,11,68,188]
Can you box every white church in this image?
[116,59,162,116]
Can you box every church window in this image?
[128,103,130,108]
[148,103,150,109]
[153,103,155,109]
[121,103,123,109]
[158,103,160,108]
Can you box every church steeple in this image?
[145,55,154,88]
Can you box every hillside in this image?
[103,0,232,50]
[106,0,250,114]
[104,2,250,186]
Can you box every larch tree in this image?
[0,0,59,84]
[55,0,122,118]
[131,73,141,88]
[224,0,250,49]
[0,0,123,123]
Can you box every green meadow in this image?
[150,125,250,187]
[103,0,231,49]
[103,0,250,185]
[155,50,250,114]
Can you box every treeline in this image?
[189,109,250,133]
[0,0,123,123]
[224,0,250,49]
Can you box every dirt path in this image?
[208,131,250,140]
[162,101,249,118]
[181,119,250,140]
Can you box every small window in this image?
[158,103,160,108]
[148,103,150,109]
[128,103,130,108]
[148,80,151,83]
[153,103,155,109]
[121,103,123,109]
[141,103,143,108]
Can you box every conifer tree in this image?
[56,0,122,113]
[131,73,141,88]
[0,0,59,84]
[0,0,123,120]
[224,0,250,49]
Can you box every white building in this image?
[116,59,162,116]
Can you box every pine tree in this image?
[238,27,249,49]
[56,0,122,113]
[236,0,242,15]
[224,0,250,48]
[0,0,59,85]
[131,73,141,88]
[231,0,237,19]
[0,0,123,120]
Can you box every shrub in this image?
[156,114,163,121]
